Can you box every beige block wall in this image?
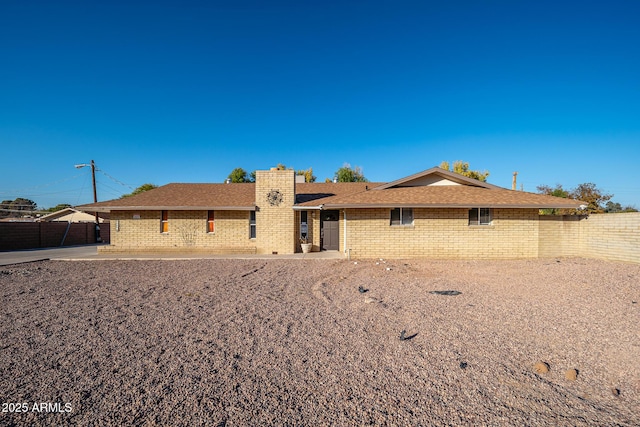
[345,208,539,259]
[538,215,582,257]
[579,213,640,262]
[255,169,296,254]
[105,210,256,253]
[539,213,640,263]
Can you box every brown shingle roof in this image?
[77,182,382,212]
[78,175,583,212]
[297,185,585,209]
[295,182,379,203]
[78,183,257,212]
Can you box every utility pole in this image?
[75,160,102,242]
[91,160,98,221]
[90,160,102,242]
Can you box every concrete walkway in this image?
[0,244,104,266]
[0,245,344,266]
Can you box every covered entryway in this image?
[321,210,339,251]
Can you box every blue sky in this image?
[1,0,639,209]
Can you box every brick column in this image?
[255,169,296,254]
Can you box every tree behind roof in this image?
[333,164,368,182]
[440,161,489,182]
[121,183,158,198]
[0,198,38,218]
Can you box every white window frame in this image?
[469,208,492,226]
[300,211,308,240]
[249,211,256,239]
[390,208,414,226]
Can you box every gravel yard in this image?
[1,258,639,426]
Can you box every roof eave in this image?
[78,205,256,212]
[293,205,323,210]
[321,203,584,209]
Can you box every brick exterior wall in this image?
[87,168,640,263]
[255,169,296,254]
[344,208,539,259]
[102,210,256,254]
[539,212,640,263]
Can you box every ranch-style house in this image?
[79,166,585,259]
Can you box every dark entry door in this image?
[321,210,339,251]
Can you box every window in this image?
[207,210,215,233]
[469,208,492,225]
[390,208,413,226]
[300,211,308,240]
[249,211,256,239]
[161,210,169,233]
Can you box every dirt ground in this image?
[1,258,639,426]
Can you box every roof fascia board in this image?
[321,203,583,209]
[82,206,256,211]
[292,205,323,210]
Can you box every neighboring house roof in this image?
[38,208,108,223]
[77,168,584,212]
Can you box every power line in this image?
[0,171,89,195]
[98,169,134,190]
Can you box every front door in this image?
[321,210,339,251]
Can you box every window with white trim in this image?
[249,211,256,238]
[469,208,492,225]
[390,208,414,226]
[300,211,308,240]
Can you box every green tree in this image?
[121,183,158,198]
[226,168,251,183]
[440,161,489,182]
[605,201,623,213]
[296,167,316,183]
[570,183,612,214]
[604,201,638,213]
[537,184,570,199]
[537,184,570,215]
[0,198,38,218]
[0,200,11,218]
[537,182,613,215]
[334,163,368,182]
[46,203,72,212]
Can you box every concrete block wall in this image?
[538,215,582,257]
[345,208,539,259]
[255,169,296,254]
[578,213,640,263]
[538,213,640,263]
[103,210,256,254]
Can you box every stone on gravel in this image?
[565,369,578,381]
[534,361,550,374]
